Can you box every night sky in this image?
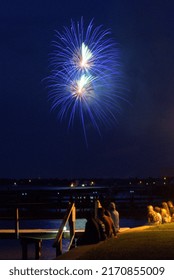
[1,0,174,179]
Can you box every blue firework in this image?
[47,18,122,141]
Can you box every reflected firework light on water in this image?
[46,18,124,142]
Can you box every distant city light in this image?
[22,192,27,196]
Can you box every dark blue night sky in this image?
[0,0,174,179]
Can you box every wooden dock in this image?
[0,199,131,260]
[0,228,84,238]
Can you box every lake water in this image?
[0,213,147,229]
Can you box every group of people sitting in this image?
[77,202,120,246]
[147,200,174,224]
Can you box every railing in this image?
[0,201,104,258]
[0,202,77,259]
[15,207,19,239]
[52,202,76,256]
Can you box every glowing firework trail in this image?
[47,18,123,141]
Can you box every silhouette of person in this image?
[108,202,120,233]
[97,207,116,237]
[76,211,101,246]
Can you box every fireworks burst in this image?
[47,18,123,142]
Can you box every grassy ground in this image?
[57,223,174,260]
